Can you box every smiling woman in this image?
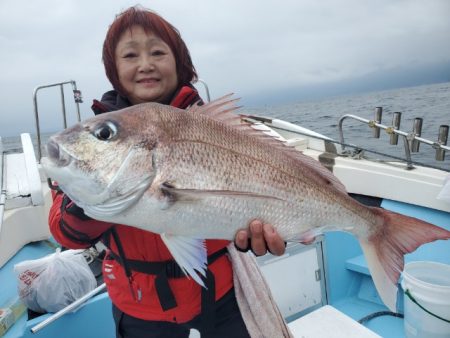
[45,5,287,338]
[101,6,198,101]
[115,27,178,104]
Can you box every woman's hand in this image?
[234,220,286,256]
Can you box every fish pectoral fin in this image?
[160,234,208,287]
[160,182,282,202]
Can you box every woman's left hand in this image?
[234,220,286,256]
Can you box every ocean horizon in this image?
[2,82,449,171]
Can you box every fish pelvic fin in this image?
[160,234,208,287]
[361,208,450,311]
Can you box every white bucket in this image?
[401,261,450,338]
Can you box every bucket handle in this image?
[405,289,450,324]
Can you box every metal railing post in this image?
[196,79,211,103]
[60,84,67,129]
[32,80,82,161]
[338,113,450,169]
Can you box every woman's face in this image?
[115,25,178,105]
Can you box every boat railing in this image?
[32,79,210,162]
[338,108,449,169]
[33,80,83,161]
[0,137,5,228]
[196,79,211,103]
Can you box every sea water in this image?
[2,82,450,171]
[247,81,450,171]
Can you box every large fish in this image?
[42,95,450,311]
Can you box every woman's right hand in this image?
[234,220,286,256]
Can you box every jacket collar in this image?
[91,85,202,115]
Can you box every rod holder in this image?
[390,112,402,145]
[435,125,449,161]
[73,89,83,103]
[373,107,382,138]
[410,118,423,152]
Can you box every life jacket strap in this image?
[107,243,228,312]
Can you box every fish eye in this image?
[93,121,117,141]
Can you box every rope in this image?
[405,289,450,324]
[358,311,404,324]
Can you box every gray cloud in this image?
[0,0,449,136]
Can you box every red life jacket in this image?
[48,86,233,323]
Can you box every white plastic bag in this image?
[14,249,97,313]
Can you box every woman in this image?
[49,6,285,338]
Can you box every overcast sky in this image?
[0,0,449,137]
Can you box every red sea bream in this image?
[41,95,450,312]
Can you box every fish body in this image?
[42,96,450,311]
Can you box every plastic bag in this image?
[14,249,97,313]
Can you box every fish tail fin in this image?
[359,208,450,311]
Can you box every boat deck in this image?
[2,116,450,337]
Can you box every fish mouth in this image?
[46,139,73,167]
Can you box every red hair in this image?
[102,6,198,96]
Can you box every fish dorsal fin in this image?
[188,94,347,194]
[187,94,294,146]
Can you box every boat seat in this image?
[4,134,44,209]
[288,305,381,337]
[0,133,50,268]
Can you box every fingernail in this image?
[263,223,274,233]
[238,232,247,241]
[251,221,262,232]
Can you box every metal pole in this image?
[338,113,450,155]
[436,125,449,161]
[196,79,211,103]
[401,136,414,170]
[32,88,43,161]
[390,112,401,145]
[373,107,382,138]
[338,114,372,151]
[32,80,80,161]
[410,118,423,152]
[30,283,106,334]
[60,84,67,129]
